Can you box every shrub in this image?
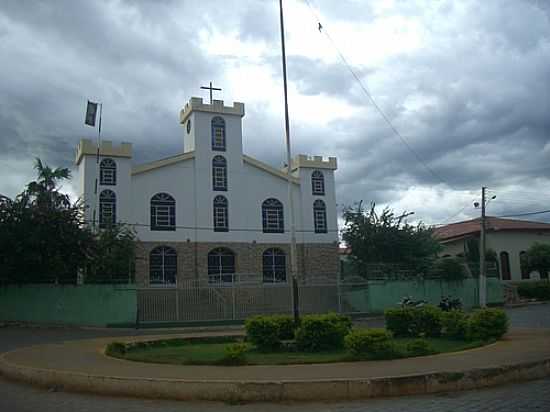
[295,313,352,352]
[345,328,395,359]
[385,308,414,337]
[441,310,469,339]
[467,308,509,341]
[105,342,126,357]
[220,342,248,365]
[406,339,435,357]
[386,306,443,337]
[245,315,283,351]
[409,305,443,337]
[271,314,296,340]
[245,314,297,351]
[517,281,550,301]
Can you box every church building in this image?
[75,96,339,287]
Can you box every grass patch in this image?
[108,336,491,366]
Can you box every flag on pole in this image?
[85,100,98,126]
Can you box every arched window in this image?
[100,158,116,185]
[208,247,235,283]
[262,198,284,233]
[150,246,177,285]
[99,189,116,228]
[313,199,327,233]
[311,170,325,195]
[520,251,530,279]
[150,193,175,231]
[213,195,228,232]
[500,251,511,280]
[211,116,226,151]
[212,156,227,191]
[263,248,286,283]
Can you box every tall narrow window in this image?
[520,251,530,279]
[99,189,116,228]
[500,251,511,280]
[100,158,116,185]
[150,193,176,231]
[311,170,325,195]
[313,199,327,233]
[262,198,284,233]
[208,248,235,283]
[211,116,226,151]
[212,156,227,191]
[150,246,177,285]
[213,195,228,232]
[263,248,286,283]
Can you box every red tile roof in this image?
[433,216,550,241]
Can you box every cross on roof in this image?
[200,81,222,104]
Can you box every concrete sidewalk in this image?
[1,328,550,401]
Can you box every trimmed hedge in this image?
[406,338,435,357]
[467,308,509,341]
[344,328,396,359]
[245,314,295,351]
[517,281,550,301]
[441,309,469,339]
[295,313,352,352]
[385,305,443,337]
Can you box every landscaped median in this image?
[1,307,550,402]
[105,308,509,366]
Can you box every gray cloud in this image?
[1,0,550,225]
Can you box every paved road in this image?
[0,304,549,411]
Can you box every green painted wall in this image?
[0,285,137,327]
[358,278,503,313]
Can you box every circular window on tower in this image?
[186,119,191,134]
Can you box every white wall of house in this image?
[440,231,550,281]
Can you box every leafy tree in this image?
[0,158,135,285]
[86,224,136,283]
[341,201,442,276]
[527,243,550,280]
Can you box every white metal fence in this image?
[137,275,370,323]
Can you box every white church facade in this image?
[75,97,339,287]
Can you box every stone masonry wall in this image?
[135,241,339,287]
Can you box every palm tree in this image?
[27,158,71,209]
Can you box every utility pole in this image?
[479,186,487,308]
[278,0,299,322]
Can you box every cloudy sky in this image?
[1,0,549,226]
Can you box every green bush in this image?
[220,342,248,365]
[245,315,283,351]
[344,328,395,359]
[271,314,296,340]
[517,281,550,301]
[467,308,509,341]
[441,310,469,339]
[385,308,414,337]
[105,341,126,357]
[406,338,435,357]
[385,306,443,337]
[295,313,352,352]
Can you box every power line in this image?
[495,209,550,218]
[302,0,451,188]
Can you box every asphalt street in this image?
[0,304,549,411]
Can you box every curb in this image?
[1,351,549,402]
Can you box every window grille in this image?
[150,246,177,285]
[213,195,228,232]
[313,199,327,233]
[150,193,176,231]
[100,158,117,186]
[262,248,287,283]
[211,116,226,151]
[262,198,284,233]
[212,156,227,191]
[99,189,116,228]
[208,247,235,283]
[311,170,325,195]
